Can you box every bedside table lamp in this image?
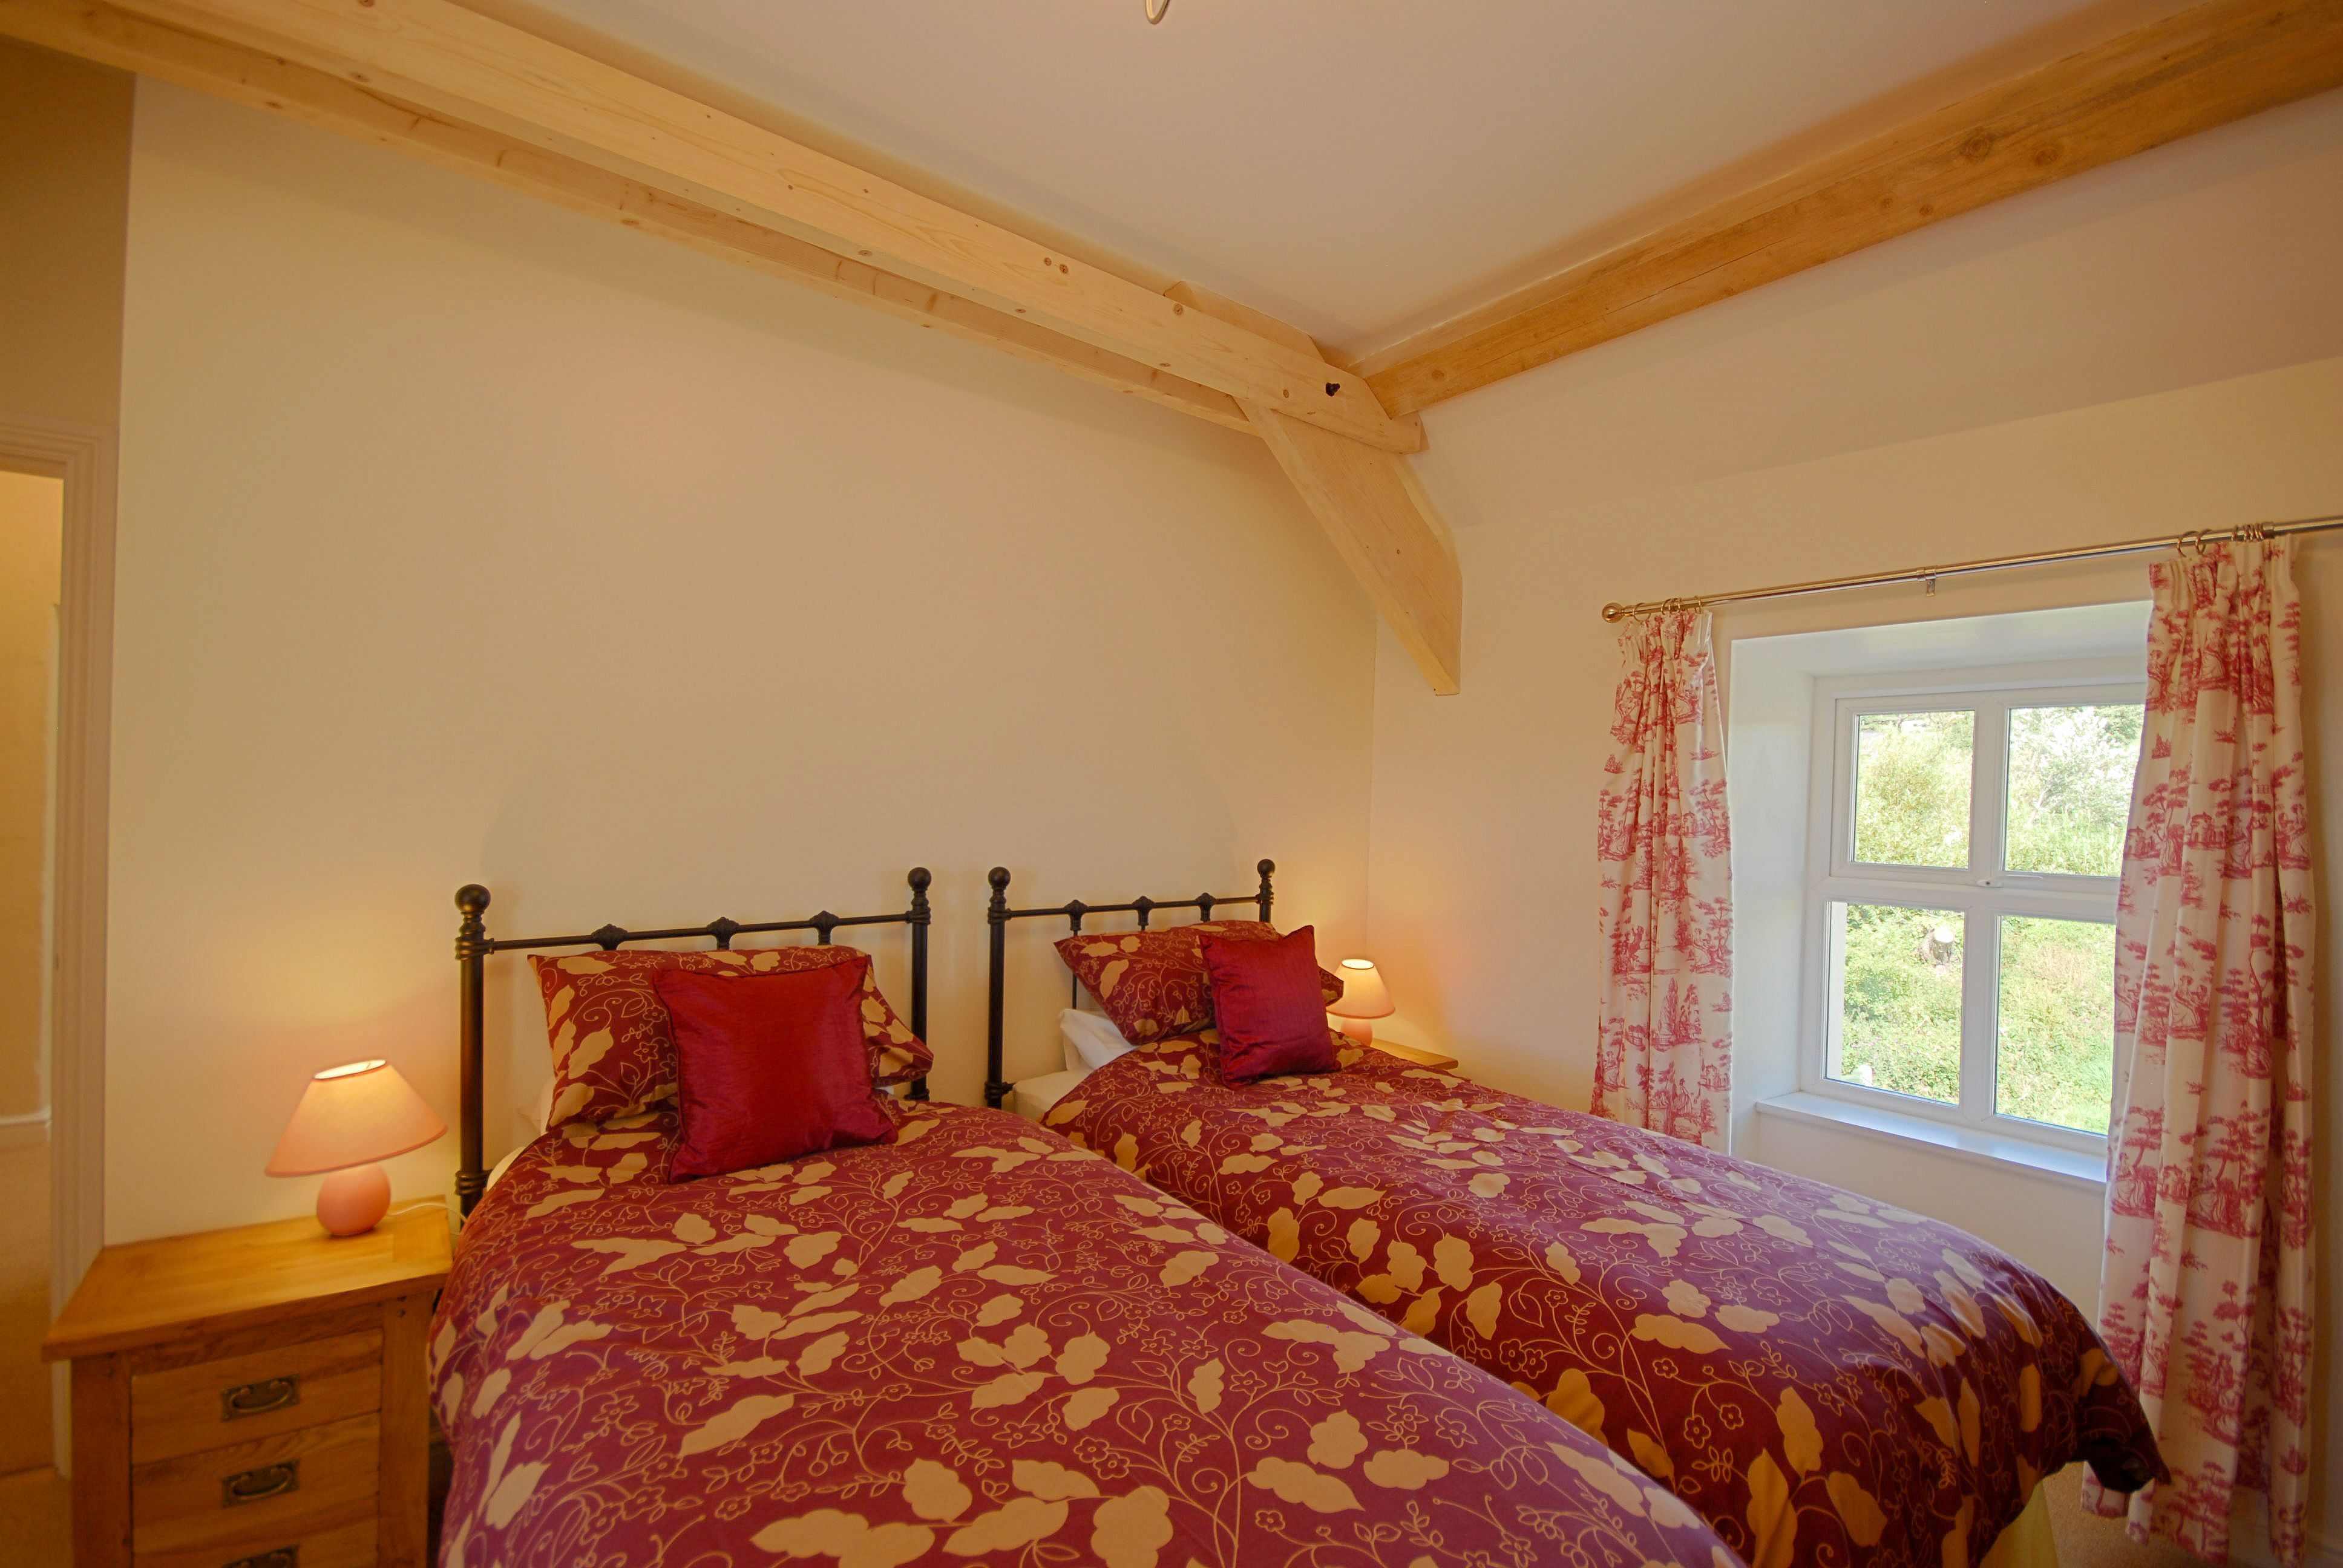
[266,1059,447,1236]
[1327,958,1395,1045]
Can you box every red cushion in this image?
[1199,926,1340,1082]
[532,944,931,1128]
[1056,921,1345,1044]
[652,958,895,1178]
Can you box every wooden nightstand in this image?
[1368,1039,1460,1072]
[45,1204,451,1568]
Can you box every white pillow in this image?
[485,1143,526,1192]
[484,1079,560,1195]
[523,1076,556,1134]
[1009,1068,1089,1122]
[1060,1008,1135,1074]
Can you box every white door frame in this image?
[0,412,114,1471]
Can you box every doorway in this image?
[0,415,111,1564]
[0,466,61,1482]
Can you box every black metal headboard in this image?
[453,869,932,1215]
[983,859,1273,1109]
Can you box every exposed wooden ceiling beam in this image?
[1165,284,1461,693]
[0,0,1257,437]
[1359,0,2343,416]
[1248,405,1463,694]
[94,0,1421,453]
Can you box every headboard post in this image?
[907,867,932,1102]
[985,867,1012,1109]
[453,883,491,1218]
[1257,858,1276,921]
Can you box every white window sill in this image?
[1754,1091,2106,1194]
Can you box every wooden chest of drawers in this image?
[45,1206,451,1568]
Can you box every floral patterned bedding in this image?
[1047,1040,2164,1568]
[431,1100,1743,1568]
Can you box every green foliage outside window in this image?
[2005,705,2142,876]
[1833,903,1961,1105]
[1853,711,1972,866]
[1996,916,2117,1132]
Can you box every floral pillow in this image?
[1054,920,1343,1044]
[531,945,930,1128]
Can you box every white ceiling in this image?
[519,0,2123,358]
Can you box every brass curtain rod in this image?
[1601,512,2343,622]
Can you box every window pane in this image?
[1832,903,1962,1105]
[1853,710,1973,867]
[1996,916,2116,1133]
[2005,704,2143,876]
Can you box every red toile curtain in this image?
[1593,607,1732,1149]
[2087,538,2316,1566]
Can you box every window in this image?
[1806,668,2143,1150]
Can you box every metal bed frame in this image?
[451,869,931,1215]
[981,859,1274,1109]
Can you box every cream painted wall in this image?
[0,39,131,434]
[0,472,61,1122]
[110,82,1377,1243]
[1365,94,2343,1548]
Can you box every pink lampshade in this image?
[1325,958,1395,1020]
[265,1059,446,1177]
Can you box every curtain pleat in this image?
[1593,608,1732,1149]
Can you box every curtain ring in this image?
[1145,0,1171,21]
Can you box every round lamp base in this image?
[1334,1017,1375,1046]
[315,1163,392,1236]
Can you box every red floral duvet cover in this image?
[1047,1040,2163,1568]
[431,1100,1743,1568]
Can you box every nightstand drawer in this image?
[133,1506,376,1568]
[133,1331,384,1464]
[131,1413,379,1557]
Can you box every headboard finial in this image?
[455,883,491,961]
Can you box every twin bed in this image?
[429,862,2161,1568]
[431,875,1741,1568]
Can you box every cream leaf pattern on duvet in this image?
[432,1101,1742,1568]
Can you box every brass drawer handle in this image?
[223,1550,298,1568]
[221,1460,299,1508]
[221,1375,301,1421]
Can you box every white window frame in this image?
[1800,656,2145,1157]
